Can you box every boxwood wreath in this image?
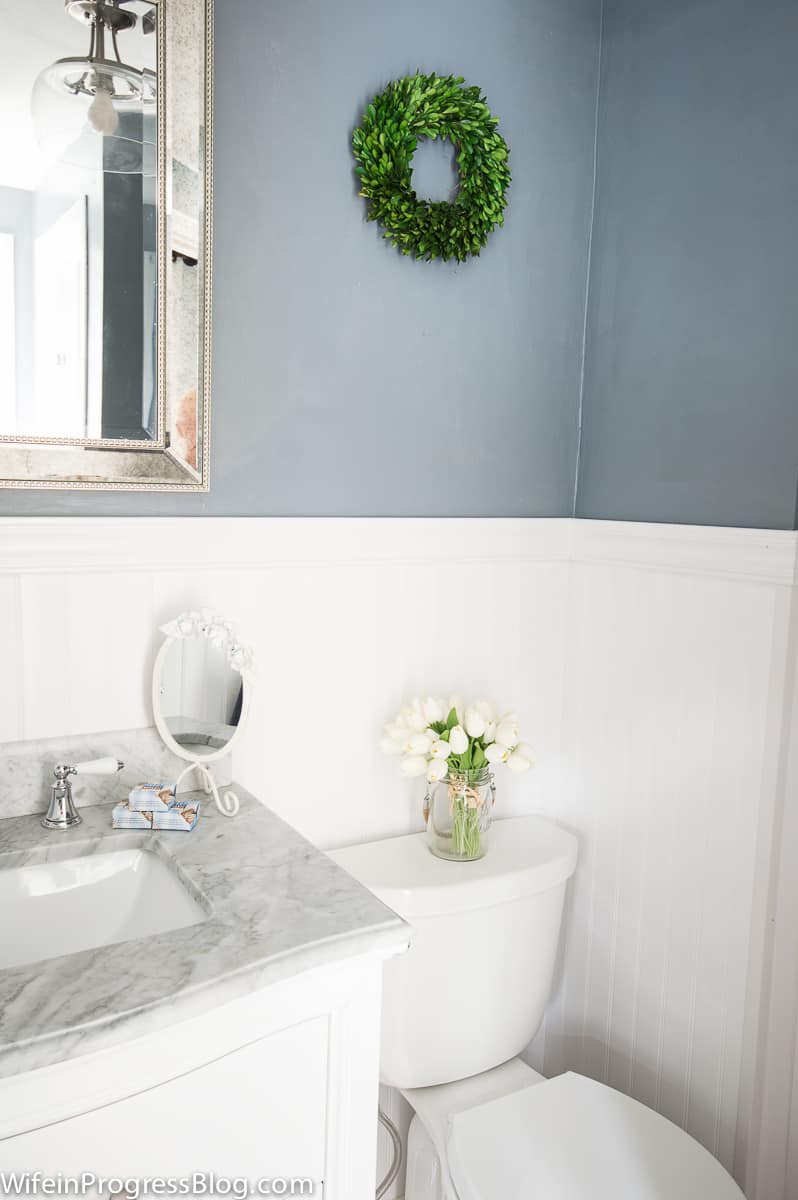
[352,73,511,263]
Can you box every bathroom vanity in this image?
[0,791,408,1199]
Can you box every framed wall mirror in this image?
[0,0,212,491]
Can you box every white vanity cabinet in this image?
[0,956,387,1200]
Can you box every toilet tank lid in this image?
[327,815,577,917]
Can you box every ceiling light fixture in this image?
[31,0,156,175]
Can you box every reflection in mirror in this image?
[0,0,212,491]
[0,0,157,443]
[158,636,243,758]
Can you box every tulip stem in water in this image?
[452,799,482,859]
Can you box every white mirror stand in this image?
[151,611,255,817]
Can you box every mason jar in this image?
[424,767,495,861]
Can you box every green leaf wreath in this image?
[352,73,511,263]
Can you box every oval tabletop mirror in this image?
[152,611,255,816]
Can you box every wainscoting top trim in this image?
[0,518,795,583]
[0,518,573,575]
[574,520,798,585]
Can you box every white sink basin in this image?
[0,847,206,970]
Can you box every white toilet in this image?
[330,815,745,1200]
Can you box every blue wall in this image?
[576,0,798,530]
[1,0,600,516]
[5,0,796,529]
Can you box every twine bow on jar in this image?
[445,767,496,804]
[447,781,484,812]
[423,769,496,822]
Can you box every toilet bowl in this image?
[329,816,744,1200]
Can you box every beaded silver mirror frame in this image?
[0,0,213,492]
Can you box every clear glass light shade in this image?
[31,59,156,175]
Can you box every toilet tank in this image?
[329,815,578,1089]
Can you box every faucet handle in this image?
[73,757,124,776]
[43,758,124,831]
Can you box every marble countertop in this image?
[0,789,407,1079]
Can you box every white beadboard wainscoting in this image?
[0,516,796,1200]
[528,524,798,1200]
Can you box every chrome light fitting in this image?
[32,0,156,174]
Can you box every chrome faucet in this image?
[42,758,124,831]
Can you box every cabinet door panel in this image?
[2,1017,328,1189]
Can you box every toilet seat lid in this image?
[447,1072,744,1200]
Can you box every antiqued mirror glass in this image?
[0,0,212,491]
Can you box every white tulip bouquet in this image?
[380,697,534,859]
[380,696,534,782]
